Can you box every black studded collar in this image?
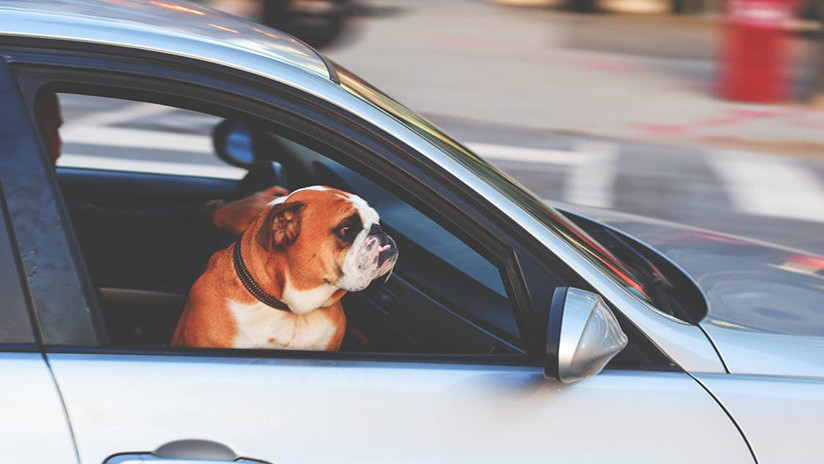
[232,236,292,312]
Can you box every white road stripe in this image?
[59,154,246,180]
[63,100,174,127]
[58,125,824,225]
[467,142,588,165]
[469,141,616,208]
[708,150,824,223]
[61,126,213,154]
[565,141,616,209]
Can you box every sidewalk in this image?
[326,0,824,155]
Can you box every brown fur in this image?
[173,187,363,350]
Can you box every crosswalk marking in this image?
[707,150,824,223]
[59,117,824,225]
[468,141,616,208]
[64,99,174,127]
[565,141,616,209]
[61,126,213,155]
[59,153,246,180]
[467,142,589,165]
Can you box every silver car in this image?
[0,1,821,464]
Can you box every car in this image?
[257,0,349,49]
[0,1,821,464]
[198,0,350,48]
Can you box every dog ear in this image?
[256,201,305,251]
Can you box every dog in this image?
[172,186,398,350]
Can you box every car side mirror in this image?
[213,119,256,168]
[544,287,628,383]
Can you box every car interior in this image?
[53,93,526,356]
[48,91,684,369]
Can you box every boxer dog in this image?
[172,186,398,350]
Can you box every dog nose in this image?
[377,234,398,268]
[369,223,384,236]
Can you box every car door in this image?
[0,193,77,464]
[0,59,86,464]
[8,53,755,464]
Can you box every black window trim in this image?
[0,56,107,348]
[0,181,40,350]
[8,47,553,363]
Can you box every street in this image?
[59,94,824,254]
[53,0,824,255]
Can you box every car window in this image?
[58,94,246,179]
[311,155,518,338]
[33,90,524,355]
[278,135,519,339]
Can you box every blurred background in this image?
[66,0,824,253]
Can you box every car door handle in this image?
[107,458,267,464]
[105,439,271,464]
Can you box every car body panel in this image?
[557,203,824,378]
[0,0,331,79]
[0,353,78,464]
[694,372,824,464]
[47,353,754,464]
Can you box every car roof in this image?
[0,0,332,80]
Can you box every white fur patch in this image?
[281,278,339,316]
[296,185,331,193]
[335,192,394,291]
[345,192,380,227]
[266,185,331,206]
[267,195,288,206]
[227,298,338,350]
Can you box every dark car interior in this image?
[56,103,525,356]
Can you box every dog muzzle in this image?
[337,224,398,292]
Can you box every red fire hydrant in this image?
[719,0,794,102]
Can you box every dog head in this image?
[254,186,398,312]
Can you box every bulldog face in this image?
[256,186,398,301]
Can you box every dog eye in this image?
[336,226,352,240]
[334,216,362,242]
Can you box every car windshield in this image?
[333,63,652,304]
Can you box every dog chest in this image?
[226,298,339,350]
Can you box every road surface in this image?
[58,94,824,255]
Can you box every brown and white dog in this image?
[172,186,398,350]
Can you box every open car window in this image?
[58,94,246,180]
[41,92,527,355]
[275,135,520,340]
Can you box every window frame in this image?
[0,59,39,348]
[0,57,106,348]
[7,46,565,363]
[0,181,40,349]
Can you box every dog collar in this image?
[233,238,292,312]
